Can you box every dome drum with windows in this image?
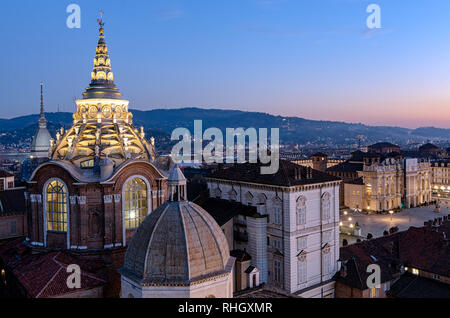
[49,15,156,170]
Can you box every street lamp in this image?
[389,210,394,222]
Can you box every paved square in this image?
[340,201,450,240]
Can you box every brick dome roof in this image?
[120,200,230,285]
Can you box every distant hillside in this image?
[1,107,449,148]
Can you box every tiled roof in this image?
[0,238,106,298]
[419,143,439,151]
[312,152,328,157]
[327,161,363,173]
[206,160,341,187]
[337,220,450,290]
[345,177,364,185]
[231,249,252,262]
[388,272,450,298]
[196,197,258,226]
[368,142,400,149]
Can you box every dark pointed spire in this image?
[38,82,47,128]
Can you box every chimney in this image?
[306,167,313,179]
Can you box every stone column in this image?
[113,194,122,247]
[103,194,113,248]
[69,196,78,248]
[77,195,88,248]
[247,216,268,283]
[30,194,40,243]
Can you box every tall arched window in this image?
[321,193,331,220]
[124,177,148,229]
[46,180,68,232]
[296,196,306,225]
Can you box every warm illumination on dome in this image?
[49,14,156,167]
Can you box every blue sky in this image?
[1,0,450,128]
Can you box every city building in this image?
[0,170,14,191]
[326,151,365,207]
[344,157,432,212]
[119,165,234,298]
[419,143,440,156]
[367,142,401,154]
[1,16,170,298]
[0,187,27,240]
[335,216,450,298]
[431,160,450,200]
[205,160,342,298]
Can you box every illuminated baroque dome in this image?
[120,165,235,298]
[49,16,156,170]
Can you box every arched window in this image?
[213,187,222,199]
[124,177,148,229]
[229,189,237,202]
[245,191,254,206]
[296,196,306,225]
[46,180,68,232]
[298,253,307,284]
[321,193,331,220]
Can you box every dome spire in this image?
[168,164,187,201]
[82,11,122,100]
[38,82,47,128]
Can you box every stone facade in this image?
[431,161,450,199]
[344,158,432,212]
[206,175,341,298]
[27,161,167,250]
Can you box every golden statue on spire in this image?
[97,10,104,33]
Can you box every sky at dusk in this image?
[1,0,450,128]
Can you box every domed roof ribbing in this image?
[48,14,156,168]
[120,166,231,285]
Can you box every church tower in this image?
[48,13,156,169]
[30,83,51,158]
[26,14,170,297]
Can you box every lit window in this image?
[124,177,148,229]
[370,288,378,298]
[412,268,419,275]
[80,159,94,168]
[46,180,68,232]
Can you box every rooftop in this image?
[195,197,258,226]
[206,160,341,187]
[388,272,450,298]
[0,238,106,298]
[336,219,450,290]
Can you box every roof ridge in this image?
[35,252,64,298]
